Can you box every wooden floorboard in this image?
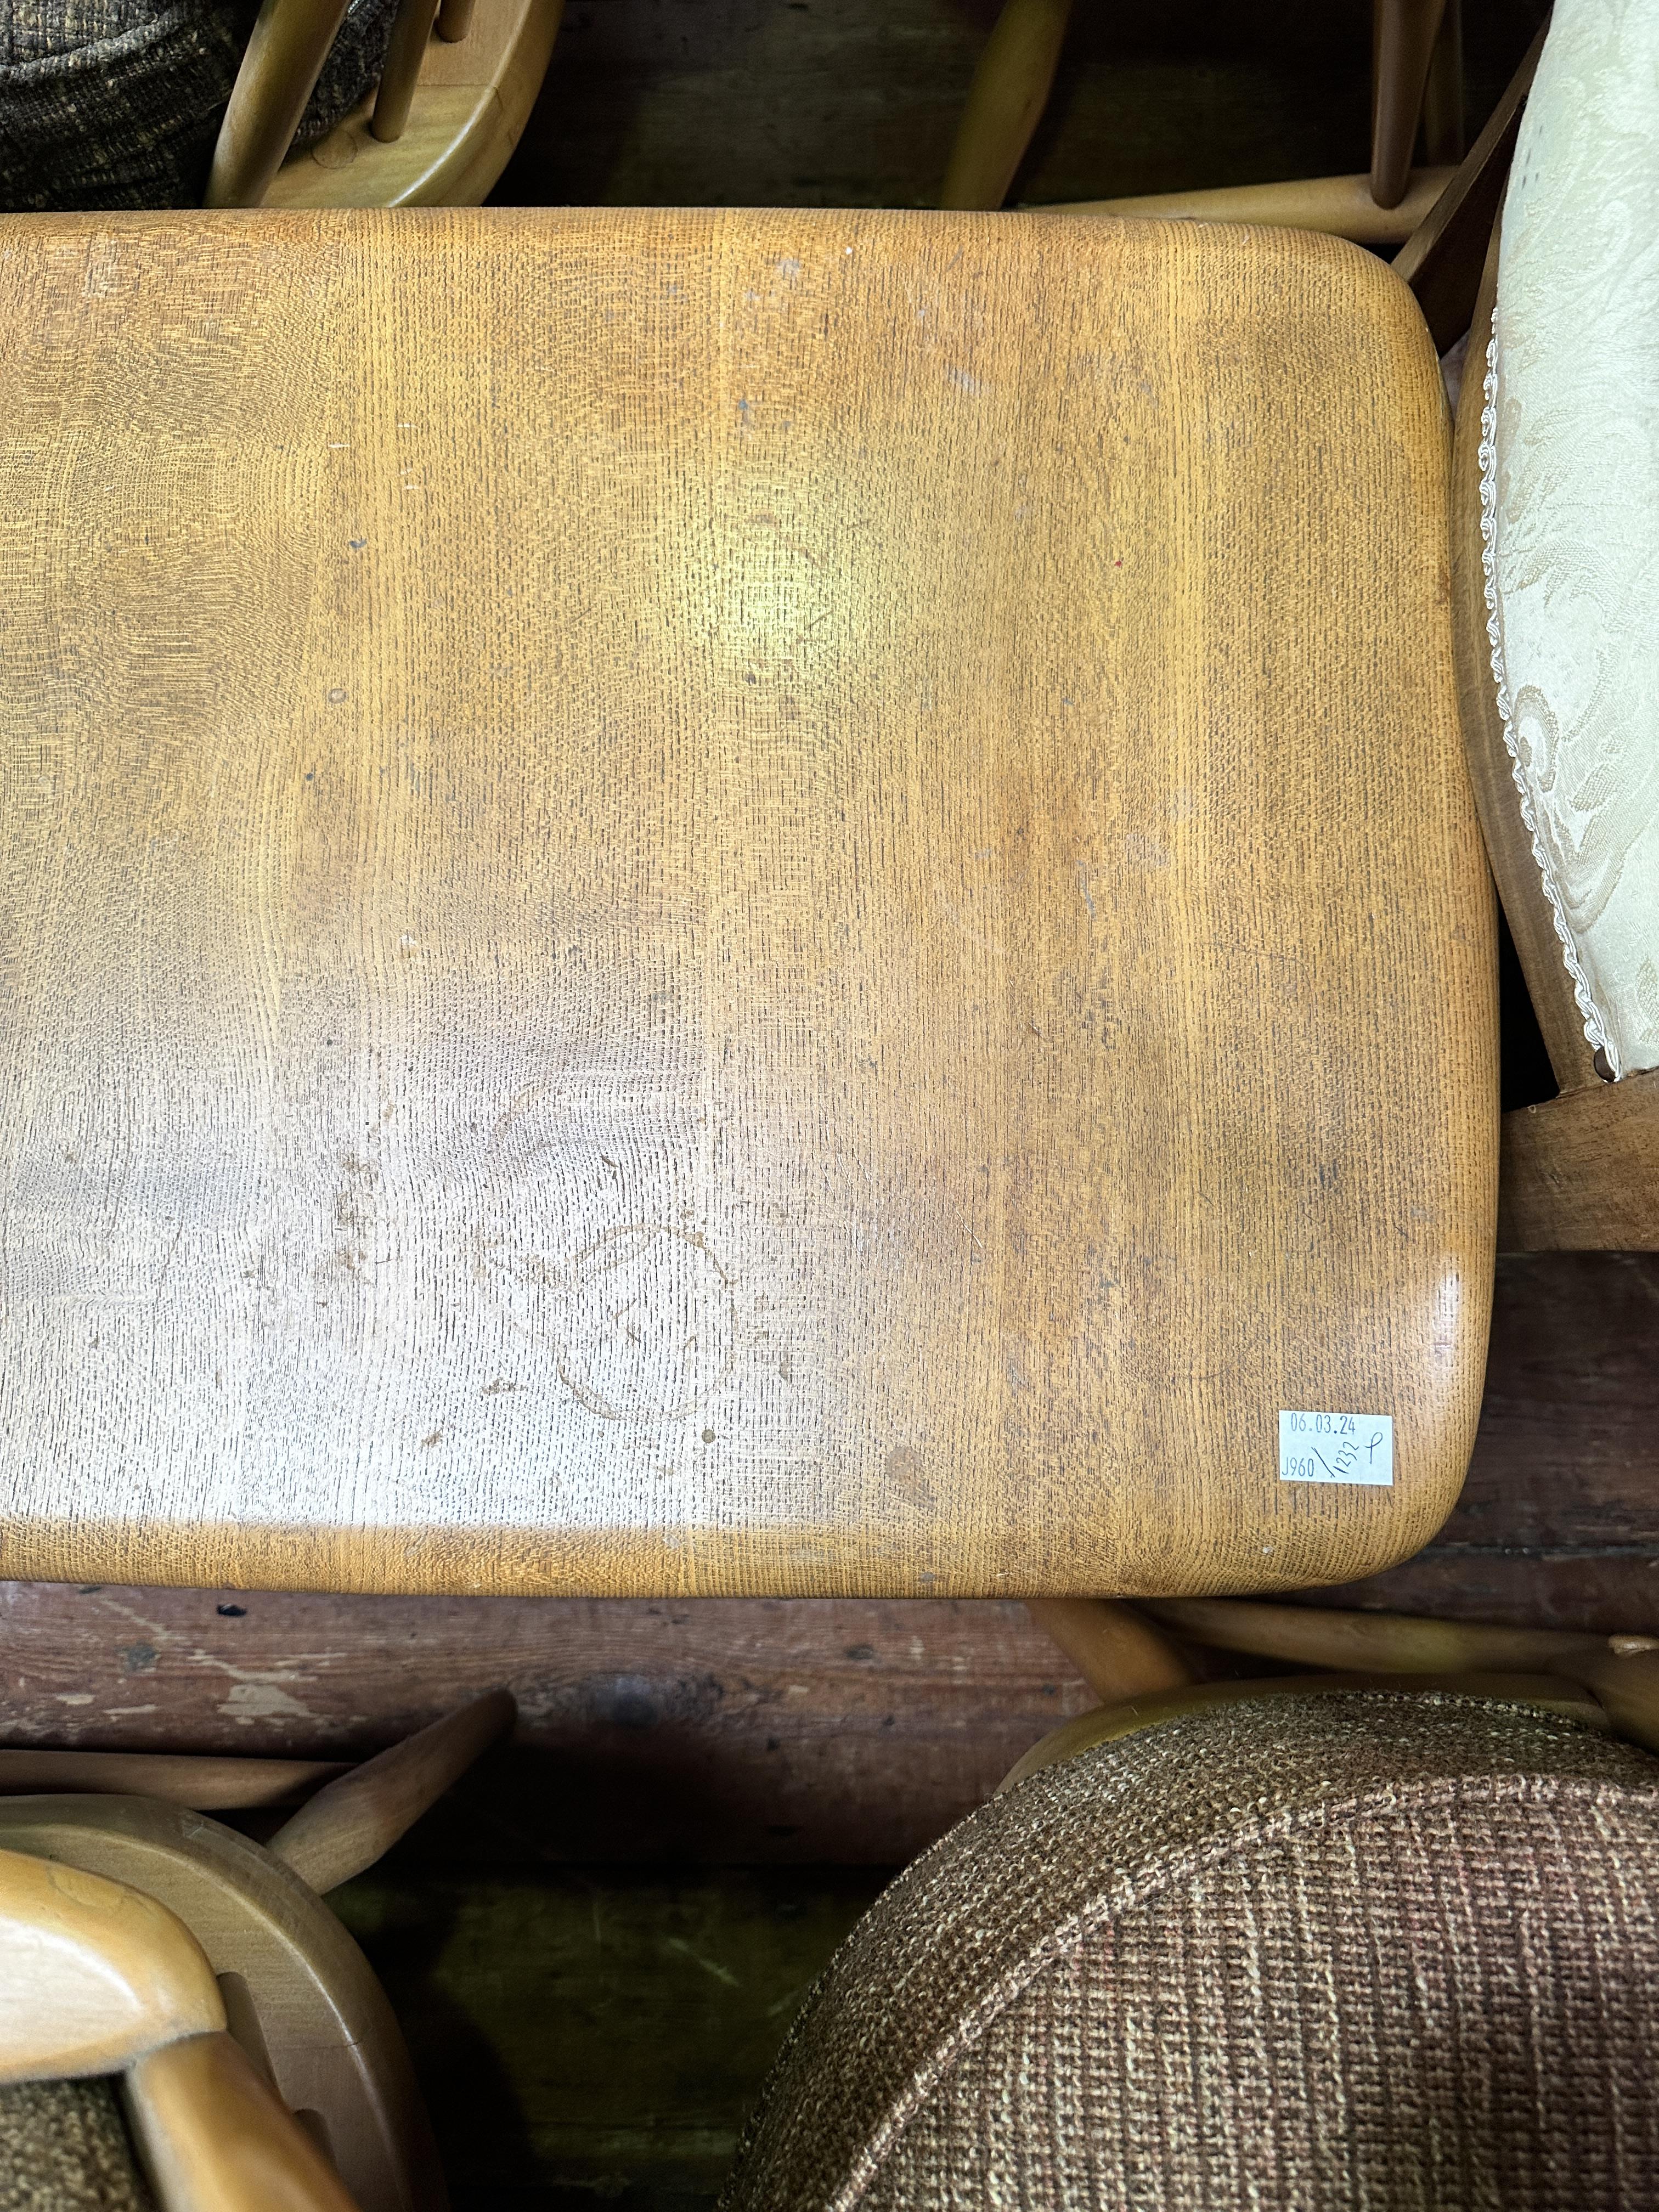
[1302,1253,1659,1631]
[0,1587,1097,1863]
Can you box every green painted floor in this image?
[333,1866,894,2208]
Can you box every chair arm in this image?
[0,1849,223,2083]
[128,2030,361,2212]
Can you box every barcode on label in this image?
[1279,1410,1393,1487]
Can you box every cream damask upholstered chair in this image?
[1448,0,1659,1248]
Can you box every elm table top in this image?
[0,207,1494,1596]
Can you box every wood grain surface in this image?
[3,1245,1653,1870]
[0,207,1491,1599]
[1498,1071,1659,1252]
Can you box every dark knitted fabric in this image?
[0,2081,153,2211]
[0,0,398,210]
[721,1693,1659,2211]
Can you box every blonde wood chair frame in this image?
[263,0,562,210]
[0,1847,361,2212]
[0,1692,512,2212]
[1014,1594,1659,1786]
[204,0,560,208]
[941,0,1467,237]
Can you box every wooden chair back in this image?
[0,1694,510,2211]
[941,0,1469,230]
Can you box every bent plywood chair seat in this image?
[719,1692,1659,2210]
[0,205,1493,1600]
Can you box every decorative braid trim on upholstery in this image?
[1480,332,1618,1071]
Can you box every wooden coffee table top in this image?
[0,207,1493,1597]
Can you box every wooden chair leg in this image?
[205,0,352,207]
[266,1689,515,1895]
[1025,1598,1194,1704]
[1392,18,1547,351]
[1140,1596,1659,1758]
[371,0,443,142]
[1420,0,1464,166]
[0,1750,343,1809]
[940,0,1074,212]
[1371,0,1448,209]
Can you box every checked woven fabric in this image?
[722,1692,1659,2211]
[0,2080,153,2211]
[0,0,397,209]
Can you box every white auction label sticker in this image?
[1278,1410,1393,1487]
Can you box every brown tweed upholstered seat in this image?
[0,2081,152,2211]
[0,0,395,209]
[721,1693,1659,2211]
